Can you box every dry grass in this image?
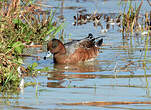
[0,0,63,91]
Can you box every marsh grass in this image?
[0,0,63,91]
[121,0,143,34]
[142,31,150,95]
[121,0,151,36]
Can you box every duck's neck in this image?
[53,54,66,64]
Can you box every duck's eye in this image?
[52,40,58,48]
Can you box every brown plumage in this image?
[45,33,103,64]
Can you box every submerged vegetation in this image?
[0,0,63,91]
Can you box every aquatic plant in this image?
[121,0,151,35]
[0,0,63,91]
[121,0,143,34]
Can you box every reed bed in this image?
[0,0,63,91]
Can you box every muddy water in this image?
[1,0,151,110]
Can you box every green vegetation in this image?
[121,0,142,34]
[0,0,63,91]
[121,0,150,35]
[120,0,151,94]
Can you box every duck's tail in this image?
[96,38,103,47]
[84,33,103,47]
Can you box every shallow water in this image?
[1,0,151,110]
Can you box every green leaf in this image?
[46,26,57,35]
[53,23,64,36]
[12,41,24,54]
[31,62,38,69]
[13,19,22,24]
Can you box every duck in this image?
[44,33,103,64]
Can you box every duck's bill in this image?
[44,51,52,60]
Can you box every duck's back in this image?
[64,34,100,56]
[64,39,80,55]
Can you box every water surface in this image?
[1,0,151,109]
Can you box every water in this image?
[1,0,151,109]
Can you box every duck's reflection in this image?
[54,61,101,73]
[47,60,102,88]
